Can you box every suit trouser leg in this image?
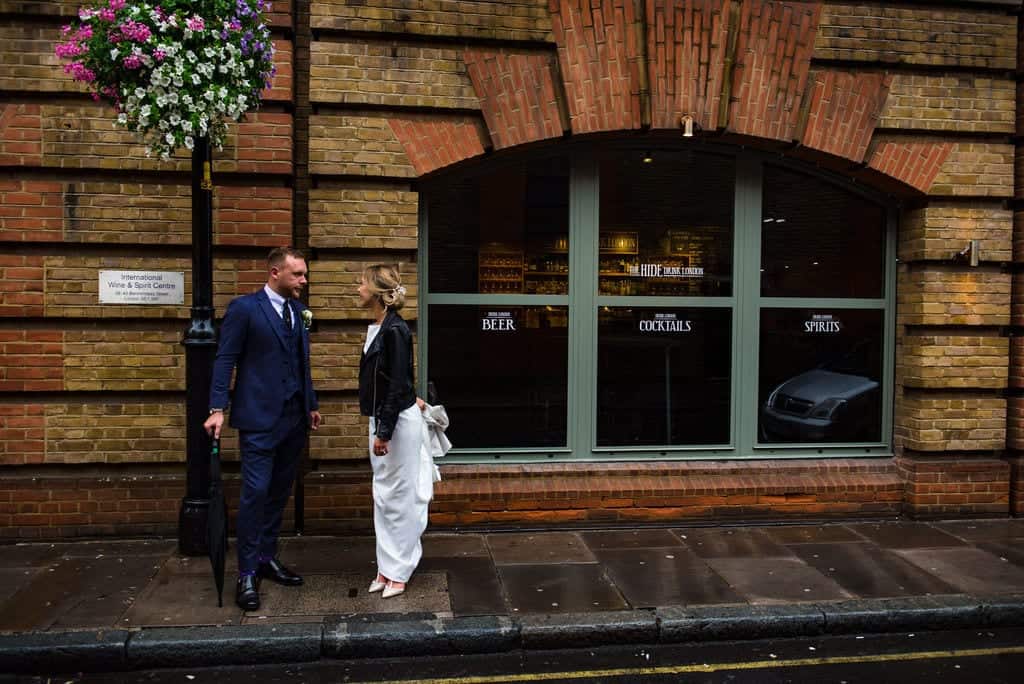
[237,429,276,576]
[259,417,305,561]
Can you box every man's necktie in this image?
[283,302,292,331]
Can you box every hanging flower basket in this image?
[55,0,276,160]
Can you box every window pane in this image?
[759,309,883,444]
[597,307,731,446]
[761,166,885,298]
[598,150,734,297]
[426,156,570,294]
[427,305,568,448]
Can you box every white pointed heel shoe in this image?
[368,576,386,593]
[381,581,405,599]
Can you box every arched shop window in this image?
[419,144,895,461]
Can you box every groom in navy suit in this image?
[204,246,321,611]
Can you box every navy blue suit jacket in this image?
[209,289,318,432]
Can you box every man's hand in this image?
[204,411,224,439]
[310,410,322,431]
[373,437,389,456]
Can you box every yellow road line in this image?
[350,645,1024,684]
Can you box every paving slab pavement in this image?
[1,518,1023,674]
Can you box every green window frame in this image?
[418,144,896,462]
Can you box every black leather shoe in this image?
[235,575,260,611]
[258,558,303,586]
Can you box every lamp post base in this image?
[178,497,211,556]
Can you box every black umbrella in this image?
[206,437,228,607]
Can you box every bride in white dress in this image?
[357,265,427,599]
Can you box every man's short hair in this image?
[267,246,305,270]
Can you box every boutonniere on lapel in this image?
[300,308,313,330]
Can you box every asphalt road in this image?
[13,627,1024,683]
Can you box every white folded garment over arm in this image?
[416,402,451,503]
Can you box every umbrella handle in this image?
[209,437,222,484]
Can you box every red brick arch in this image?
[386,0,953,194]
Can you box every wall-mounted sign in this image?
[481,310,517,332]
[804,313,842,333]
[628,264,704,278]
[639,312,692,333]
[99,270,184,305]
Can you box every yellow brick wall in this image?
[309,186,418,249]
[815,4,1016,69]
[897,269,1011,327]
[308,115,415,177]
[896,396,1006,452]
[899,336,1009,390]
[310,0,553,41]
[310,40,478,109]
[879,74,1015,134]
[899,203,1012,263]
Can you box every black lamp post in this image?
[178,136,217,555]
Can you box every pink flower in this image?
[153,49,166,62]
[64,61,96,83]
[123,54,142,69]
[54,41,83,59]
[120,20,151,42]
[109,0,126,9]
[186,16,205,32]
[99,8,115,21]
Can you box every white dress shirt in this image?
[264,284,290,322]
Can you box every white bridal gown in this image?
[365,323,429,583]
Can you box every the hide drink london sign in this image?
[639,312,692,333]
[629,263,705,278]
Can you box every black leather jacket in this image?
[358,310,416,441]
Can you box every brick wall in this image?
[3,0,1024,540]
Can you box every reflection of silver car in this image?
[760,369,880,442]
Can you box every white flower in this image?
[169,113,181,125]
[117,113,127,124]
[134,87,146,99]
[184,135,194,150]
[191,74,201,85]
[165,132,174,144]
[139,105,151,117]
[186,50,197,63]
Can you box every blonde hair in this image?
[363,264,406,311]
